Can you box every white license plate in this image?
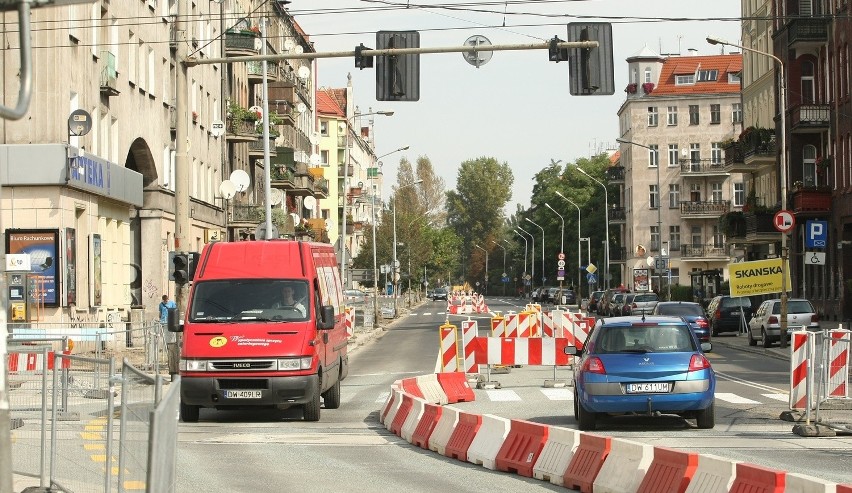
[224,390,262,399]
[626,382,670,394]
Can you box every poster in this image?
[65,228,77,305]
[91,234,102,307]
[633,268,650,293]
[728,258,791,297]
[5,229,60,307]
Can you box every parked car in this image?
[629,293,660,316]
[619,294,637,316]
[608,293,627,316]
[653,301,711,343]
[343,289,367,306]
[747,298,820,348]
[563,289,577,305]
[547,287,562,304]
[706,295,752,336]
[533,286,553,303]
[588,290,605,313]
[431,287,448,301]
[598,287,629,316]
[566,316,715,431]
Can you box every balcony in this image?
[338,164,354,177]
[680,200,730,218]
[228,204,264,227]
[792,187,831,214]
[790,104,830,132]
[608,206,626,224]
[719,212,747,242]
[99,50,119,97]
[226,116,259,143]
[681,244,728,260]
[268,100,295,126]
[679,158,728,177]
[306,218,329,243]
[225,31,260,56]
[313,178,329,199]
[247,60,277,83]
[247,140,277,158]
[744,211,780,244]
[784,16,829,50]
[271,165,295,187]
[606,166,624,184]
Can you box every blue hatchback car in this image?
[567,316,716,431]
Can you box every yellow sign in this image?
[728,258,791,297]
[209,336,227,348]
[586,263,597,274]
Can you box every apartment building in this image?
[614,47,744,297]
[0,0,324,324]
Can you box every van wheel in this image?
[180,402,199,423]
[322,376,341,410]
[747,328,757,347]
[762,328,772,348]
[303,379,321,422]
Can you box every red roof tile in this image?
[317,88,345,117]
[651,54,742,96]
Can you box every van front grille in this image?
[210,360,275,371]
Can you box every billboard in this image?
[728,258,791,297]
[5,229,60,307]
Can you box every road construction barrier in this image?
[532,426,581,486]
[684,454,737,493]
[826,328,850,398]
[439,322,460,372]
[472,337,571,366]
[594,438,653,493]
[7,349,71,372]
[495,419,548,478]
[636,446,698,493]
[436,371,475,403]
[411,402,443,449]
[790,330,814,410]
[414,373,448,405]
[429,405,460,456]
[728,462,785,493]
[467,414,510,470]
[400,396,426,442]
[461,319,479,374]
[563,433,611,493]
[491,314,506,337]
[793,326,852,435]
[344,306,354,337]
[444,411,482,462]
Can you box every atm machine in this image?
[8,272,28,323]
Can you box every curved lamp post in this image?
[568,164,610,290]
[517,226,535,292]
[544,202,565,295]
[473,244,488,294]
[514,229,530,295]
[555,191,583,298]
[525,218,546,288]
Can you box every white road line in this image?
[714,370,786,393]
[762,393,789,402]
[540,388,573,401]
[375,391,390,403]
[485,389,522,401]
[715,392,761,404]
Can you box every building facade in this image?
[615,48,744,297]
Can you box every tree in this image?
[446,157,513,285]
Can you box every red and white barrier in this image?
[790,330,814,410]
[7,350,70,373]
[461,319,479,374]
[466,414,510,470]
[532,426,580,486]
[593,438,653,493]
[827,328,850,398]
[429,405,460,456]
[344,306,354,337]
[472,337,571,366]
[439,323,459,373]
[495,419,549,478]
[491,315,506,338]
[684,454,737,493]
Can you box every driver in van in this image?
[275,284,307,316]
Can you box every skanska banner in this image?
[728,258,792,297]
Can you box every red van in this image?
[169,240,349,422]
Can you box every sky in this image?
[290,1,743,213]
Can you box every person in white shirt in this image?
[276,284,306,316]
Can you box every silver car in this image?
[629,293,660,315]
[747,298,819,348]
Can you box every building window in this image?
[689,105,700,125]
[691,226,702,247]
[710,104,721,124]
[675,74,695,85]
[712,226,724,248]
[690,183,702,202]
[650,184,659,209]
[669,184,680,208]
[320,150,329,166]
[728,73,741,84]
[648,106,659,126]
[669,226,681,251]
[801,60,815,104]
[667,106,678,126]
[711,142,723,164]
[711,182,723,202]
[732,103,743,123]
[668,144,679,167]
[320,121,329,136]
[803,144,817,186]
[644,67,652,83]
[651,226,660,252]
[649,144,659,167]
[689,143,701,165]
[733,182,745,206]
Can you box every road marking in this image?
[762,393,789,402]
[540,388,573,400]
[375,391,390,403]
[715,370,786,393]
[485,389,522,401]
[715,392,761,404]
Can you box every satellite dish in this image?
[294,45,304,55]
[230,169,250,192]
[303,196,316,210]
[309,132,319,145]
[269,188,284,205]
[325,219,335,231]
[297,65,310,79]
[296,102,307,114]
[219,180,237,200]
[284,39,295,52]
[462,35,493,68]
[309,153,321,165]
[289,212,300,226]
[646,256,656,267]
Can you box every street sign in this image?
[806,220,828,248]
[557,260,566,268]
[210,119,225,137]
[586,272,598,284]
[773,210,795,233]
[557,252,565,260]
[655,257,667,270]
[586,263,597,274]
[805,252,826,265]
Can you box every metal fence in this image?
[7,348,178,492]
[811,329,852,431]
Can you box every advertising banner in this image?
[633,268,649,292]
[5,229,60,307]
[728,258,791,297]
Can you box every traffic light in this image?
[355,43,373,69]
[567,22,615,96]
[548,36,569,62]
[376,30,420,102]
[169,251,189,285]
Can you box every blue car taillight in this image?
[688,354,711,371]
[583,356,606,374]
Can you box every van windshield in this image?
[189,279,310,322]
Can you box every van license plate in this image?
[224,390,262,399]
[626,383,670,394]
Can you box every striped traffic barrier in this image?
[472,337,571,367]
[400,396,427,442]
[790,330,814,410]
[413,373,448,405]
[411,402,443,450]
[439,322,460,373]
[504,312,519,337]
[429,405,460,456]
[563,433,611,493]
[467,414,511,470]
[636,446,698,493]
[827,328,850,398]
[7,350,71,373]
[381,387,403,426]
[461,319,480,375]
[389,393,415,435]
[344,306,354,337]
[728,462,785,493]
[400,377,424,399]
[490,314,506,338]
[494,419,549,478]
[444,411,482,462]
[435,371,475,403]
[532,426,580,486]
[684,454,737,493]
[593,438,653,493]
[785,472,839,493]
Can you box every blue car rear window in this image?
[594,324,695,353]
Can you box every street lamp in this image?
[707,35,789,347]
[392,179,423,317]
[491,240,507,296]
[473,244,488,295]
[616,137,663,296]
[555,191,584,299]
[544,203,566,295]
[341,110,395,290]
[568,164,610,290]
[526,218,546,289]
[515,228,532,295]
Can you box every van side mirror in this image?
[318,305,335,330]
[167,307,183,332]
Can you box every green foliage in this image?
[668,284,693,301]
[227,100,257,121]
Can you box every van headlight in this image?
[277,357,313,371]
[180,359,209,371]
